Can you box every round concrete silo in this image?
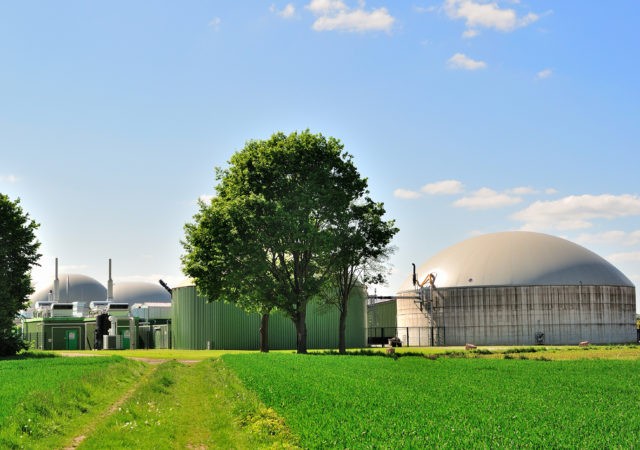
[396,231,636,346]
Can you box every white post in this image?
[53,258,60,302]
[107,258,114,301]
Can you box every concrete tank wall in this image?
[396,285,636,346]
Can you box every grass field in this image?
[222,352,640,448]
[0,354,149,449]
[77,359,296,449]
[3,346,640,448]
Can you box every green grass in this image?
[78,359,297,449]
[0,354,148,449]
[54,348,258,361]
[222,353,640,448]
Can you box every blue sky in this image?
[1,1,639,307]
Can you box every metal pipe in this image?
[107,259,114,301]
[53,258,60,302]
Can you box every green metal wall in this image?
[368,299,397,328]
[171,285,367,350]
[23,318,95,350]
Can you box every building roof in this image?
[112,281,171,304]
[30,274,107,304]
[399,231,634,291]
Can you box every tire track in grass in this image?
[63,363,158,450]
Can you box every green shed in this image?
[367,299,397,345]
[171,281,367,350]
[22,317,96,351]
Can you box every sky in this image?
[1,1,639,308]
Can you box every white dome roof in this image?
[400,231,634,291]
[31,274,107,304]
[112,282,171,305]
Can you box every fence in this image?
[367,327,446,347]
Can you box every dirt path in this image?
[58,352,201,365]
[62,364,159,450]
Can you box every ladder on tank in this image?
[413,264,445,346]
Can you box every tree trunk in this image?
[338,295,348,354]
[294,306,308,354]
[259,312,270,353]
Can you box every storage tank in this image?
[30,274,107,305]
[396,231,636,346]
[112,282,171,306]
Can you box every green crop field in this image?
[3,347,640,448]
[222,352,640,448]
[0,354,148,449]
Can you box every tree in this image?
[182,197,276,352]
[0,194,41,356]
[324,198,397,354]
[182,130,369,353]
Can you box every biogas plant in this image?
[376,231,636,347]
[22,231,637,351]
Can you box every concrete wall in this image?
[397,285,636,346]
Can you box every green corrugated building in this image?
[171,281,367,350]
[367,299,397,345]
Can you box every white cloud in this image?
[272,3,296,18]
[536,68,553,79]
[444,0,539,36]
[512,194,640,231]
[307,0,347,14]
[453,187,522,210]
[393,188,422,200]
[447,52,487,70]
[208,17,222,30]
[0,174,19,183]
[462,29,479,38]
[421,179,464,195]
[607,251,640,264]
[576,230,640,247]
[507,186,540,195]
[545,188,558,195]
[307,0,395,33]
[199,194,215,204]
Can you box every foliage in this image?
[182,130,372,353]
[322,197,398,353]
[0,327,29,356]
[0,355,147,449]
[223,353,640,448]
[0,194,41,356]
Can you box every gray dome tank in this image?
[30,273,107,304]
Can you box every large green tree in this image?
[182,130,370,354]
[0,194,41,356]
[324,199,397,354]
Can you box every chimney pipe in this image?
[53,258,60,302]
[107,259,113,301]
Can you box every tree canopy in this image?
[0,194,41,356]
[324,198,398,353]
[182,130,395,353]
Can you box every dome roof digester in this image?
[401,231,633,291]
